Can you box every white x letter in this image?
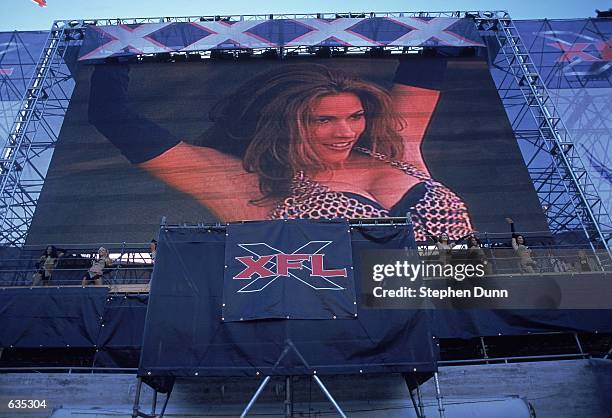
[182,21,276,51]
[285,18,379,47]
[80,23,172,60]
[388,18,482,47]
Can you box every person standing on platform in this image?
[81,247,113,286]
[506,218,537,274]
[433,233,453,265]
[467,235,492,275]
[149,239,157,264]
[431,232,474,265]
[575,250,597,272]
[32,245,64,286]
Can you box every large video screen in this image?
[27,56,549,245]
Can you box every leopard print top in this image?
[269,147,473,241]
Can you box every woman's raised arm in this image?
[391,59,443,174]
[88,64,265,220]
[88,64,180,164]
[140,143,269,221]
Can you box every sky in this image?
[0,0,608,32]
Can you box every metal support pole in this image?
[604,345,612,360]
[240,376,271,418]
[131,377,143,418]
[284,376,293,418]
[312,375,347,418]
[159,391,171,418]
[403,373,425,418]
[573,332,586,358]
[408,388,424,418]
[480,336,489,364]
[416,381,425,418]
[150,390,157,416]
[433,372,445,418]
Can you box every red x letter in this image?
[234,255,275,279]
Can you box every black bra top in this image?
[341,182,428,217]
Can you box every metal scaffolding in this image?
[0,23,77,245]
[0,12,610,262]
[473,11,611,261]
[515,18,611,237]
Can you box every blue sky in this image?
[0,0,607,31]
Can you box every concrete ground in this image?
[0,359,610,418]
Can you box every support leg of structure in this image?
[150,390,157,416]
[131,377,143,418]
[573,332,586,358]
[284,376,293,418]
[433,372,445,418]
[159,390,172,418]
[604,345,612,360]
[480,336,489,364]
[240,376,271,418]
[312,375,347,418]
[403,374,425,418]
[416,382,425,417]
[408,388,424,418]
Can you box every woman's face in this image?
[307,93,366,165]
[440,234,449,243]
[517,235,524,245]
[46,246,53,255]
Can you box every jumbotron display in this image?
[27,56,549,244]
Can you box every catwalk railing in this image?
[1,233,610,288]
[54,10,497,27]
[0,243,154,288]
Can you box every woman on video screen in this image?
[89,61,472,241]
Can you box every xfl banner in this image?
[222,219,356,321]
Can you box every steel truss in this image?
[472,11,611,262]
[0,23,77,245]
[0,32,41,140]
[58,10,486,27]
[0,13,610,260]
[523,18,612,240]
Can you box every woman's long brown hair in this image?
[208,63,404,200]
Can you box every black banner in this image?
[139,223,438,377]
